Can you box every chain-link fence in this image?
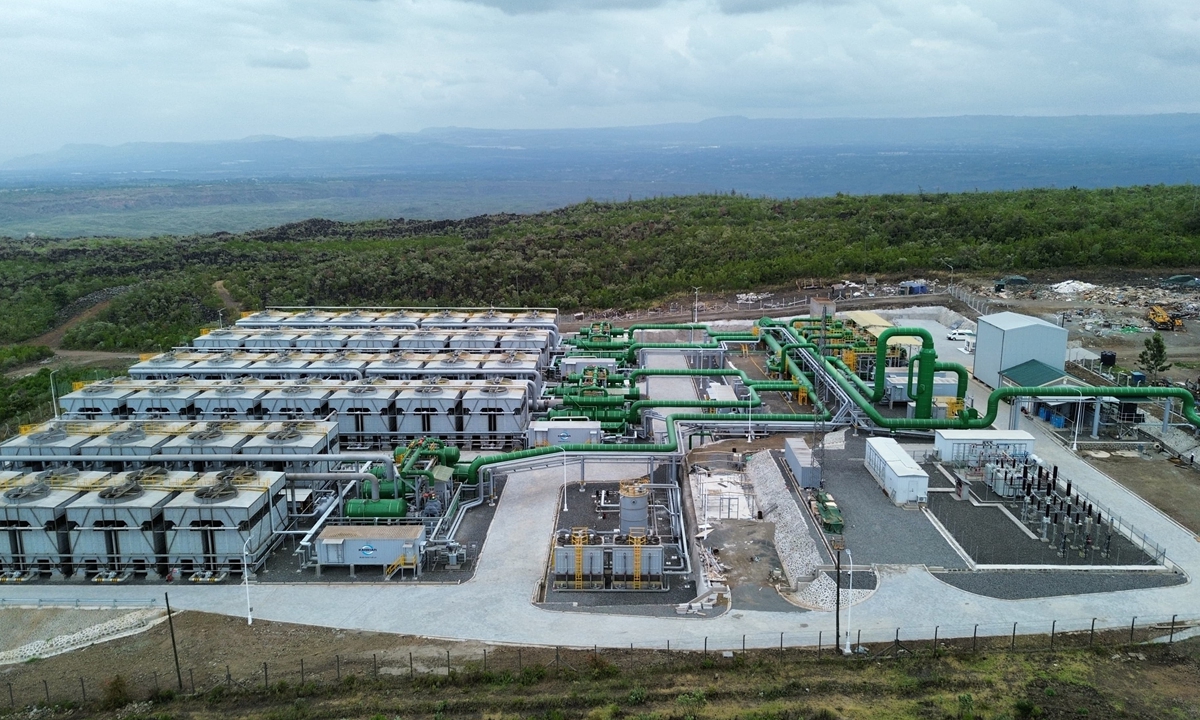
[1,609,1193,712]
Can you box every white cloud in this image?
[247,48,311,69]
[0,0,1198,159]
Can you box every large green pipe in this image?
[935,362,970,400]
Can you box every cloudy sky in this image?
[2,0,1198,160]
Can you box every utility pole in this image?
[691,287,701,344]
[832,536,845,651]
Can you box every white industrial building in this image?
[973,312,1068,389]
[864,437,929,506]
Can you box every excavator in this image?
[1148,305,1185,332]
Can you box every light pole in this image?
[218,309,225,329]
[556,445,569,513]
[1072,388,1084,453]
[844,548,854,654]
[691,287,701,344]
[49,369,60,420]
[242,534,254,625]
[942,260,954,290]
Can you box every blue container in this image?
[1052,414,1067,429]
[1039,407,1050,420]
[1131,372,1147,387]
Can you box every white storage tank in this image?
[933,430,1035,464]
[864,438,929,506]
[527,419,603,446]
[974,312,1068,389]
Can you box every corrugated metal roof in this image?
[1000,359,1067,387]
[980,311,1061,331]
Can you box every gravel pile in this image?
[0,608,164,664]
[745,450,821,588]
[793,572,873,611]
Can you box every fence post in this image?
[79,677,85,702]
[7,681,12,708]
[555,647,560,671]
[226,666,231,689]
[300,659,305,685]
[336,655,341,681]
[155,671,160,691]
[373,654,378,679]
[483,648,487,673]
[263,662,269,689]
[932,626,938,656]
[1090,618,1096,646]
[43,679,49,704]
[742,634,746,654]
[818,631,822,659]
[1050,621,1056,652]
[1170,615,1178,645]
[972,624,978,653]
[189,669,195,694]
[409,652,414,679]
[518,648,522,671]
[704,637,707,657]
[446,650,451,676]
[1011,622,1017,651]
[1130,616,1137,645]
[780,632,784,659]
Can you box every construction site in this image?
[1,298,1198,651]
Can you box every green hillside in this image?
[3,185,1199,351]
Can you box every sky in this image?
[2,0,1199,160]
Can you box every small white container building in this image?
[783,437,822,489]
[933,430,1035,465]
[864,437,929,506]
[527,419,603,446]
[973,312,1068,389]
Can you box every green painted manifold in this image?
[345,498,408,518]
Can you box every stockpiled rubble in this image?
[745,450,822,588]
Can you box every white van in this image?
[946,328,976,342]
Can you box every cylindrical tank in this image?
[345,498,408,518]
[619,480,649,535]
[366,479,413,500]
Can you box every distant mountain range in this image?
[7,114,1200,180]
[4,114,1200,238]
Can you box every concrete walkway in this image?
[3,380,1195,650]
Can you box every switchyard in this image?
[3,304,1198,651]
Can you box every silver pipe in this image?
[287,472,381,502]
[298,479,357,550]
